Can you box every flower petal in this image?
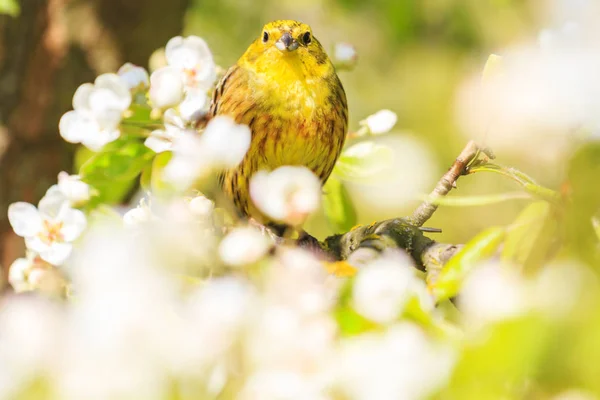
[188,195,214,217]
[81,128,120,151]
[8,257,32,292]
[149,67,185,109]
[166,36,213,69]
[8,202,43,237]
[88,88,126,130]
[145,133,173,153]
[179,90,209,122]
[58,206,87,242]
[165,35,216,90]
[72,83,95,111]
[38,185,68,218]
[118,63,150,90]
[201,116,251,167]
[39,241,73,266]
[25,235,51,255]
[94,73,132,111]
[364,109,397,134]
[219,227,271,266]
[57,172,91,204]
[123,206,153,226]
[334,42,357,65]
[249,166,322,226]
[59,110,101,144]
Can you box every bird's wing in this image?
[205,64,255,190]
[208,64,252,119]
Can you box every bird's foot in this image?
[297,231,331,260]
[248,218,284,245]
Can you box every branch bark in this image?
[318,140,489,273]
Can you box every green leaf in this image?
[501,201,559,273]
[469,163,560,203]
[151,151,177,195]
[334,278,380,336]
[431,226,505,302]
[79,136,155,203]
[333,141,393,181]
[123,103,161,127]
[441,316,552,399]
[429,192,531,207]
[74,146,96,172]
[565,143,600,265]
[140,163,152,192]
[334,306,381,337]
[80,137,154,182]
[0,0,20,16]
[323,176,357,233]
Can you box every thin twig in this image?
[408,141,485,227]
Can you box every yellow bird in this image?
[209,20,348,228]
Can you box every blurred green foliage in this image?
[0,0,20,17]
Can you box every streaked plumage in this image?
[210,20,348,223]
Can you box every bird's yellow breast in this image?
[210,26,348,221]
[241,64,342,176]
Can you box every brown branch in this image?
[407,140,492,227]
[312,141,493,273]
[321,218,460,272]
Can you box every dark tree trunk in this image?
[0,0,189,269]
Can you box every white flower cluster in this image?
[7,172,92,292]
[59,74,132,150]
[162,115,251,188]
[149,36,216,118]
[0,222,457,400]
[457,2,600,161]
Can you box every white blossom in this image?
[8,256,34,293]
[165,35,217,92]
[459,262,528,325]
[199,116,251,167]
[8,251,62,295]
[59,73,131,151]
[117,63,150,91]
[123,198,155,227]
[240,371,328,400]
[456,9,600,161]
[149,35,215,116]
[187,194,214,217]
[333,42,357,66]
[57,171,91,205]
[538,22,581,52]
[219,226,272,267]
[334,323,456,400]
[185,277,257,366]
[362,109,398,134]
[164,116,251,189]
[250,166,322,226]
[144,109,191,153]
[8,195,87,266]
[352,251,432,324]
[149,66,185,109]
[178,89,209,122]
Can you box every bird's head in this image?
[240,20,334,79]
[261,20,313,53]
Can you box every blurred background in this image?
[0,0,556,268]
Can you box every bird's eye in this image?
[262,31,269,43]
[302,31,312,44]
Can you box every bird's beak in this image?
[275,32,299,52]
